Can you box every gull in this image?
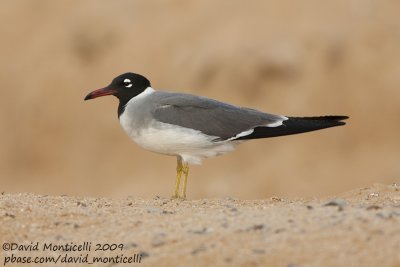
[84,72,348,199]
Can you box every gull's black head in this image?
[84,72,151,102]
[84,73,151,117]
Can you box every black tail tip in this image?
[297,115,349,122]
[327,115,349,121]
[323,115,349,125]
[289,115,349,127]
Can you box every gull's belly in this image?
[129,122,219,155]
[119,115,238,164]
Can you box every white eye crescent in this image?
[123,78,132,88]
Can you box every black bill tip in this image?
[84,93,93,101]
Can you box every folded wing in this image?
[153,93,287,141]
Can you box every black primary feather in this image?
[235,116,349,140]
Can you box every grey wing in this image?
[152,93,287,141]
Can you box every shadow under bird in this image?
[84,72,348,199]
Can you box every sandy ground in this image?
[1,183,399,267]
[1,1,400,199]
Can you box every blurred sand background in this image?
[1,0,399,199]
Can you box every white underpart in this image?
[122,121,238,165]
[119,87,238,165]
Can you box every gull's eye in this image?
[123,78,132,88]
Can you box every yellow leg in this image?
[172,158,183,198]
[180,162,189,199]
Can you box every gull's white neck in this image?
[119,86,156,135]
[134,86,155,100]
